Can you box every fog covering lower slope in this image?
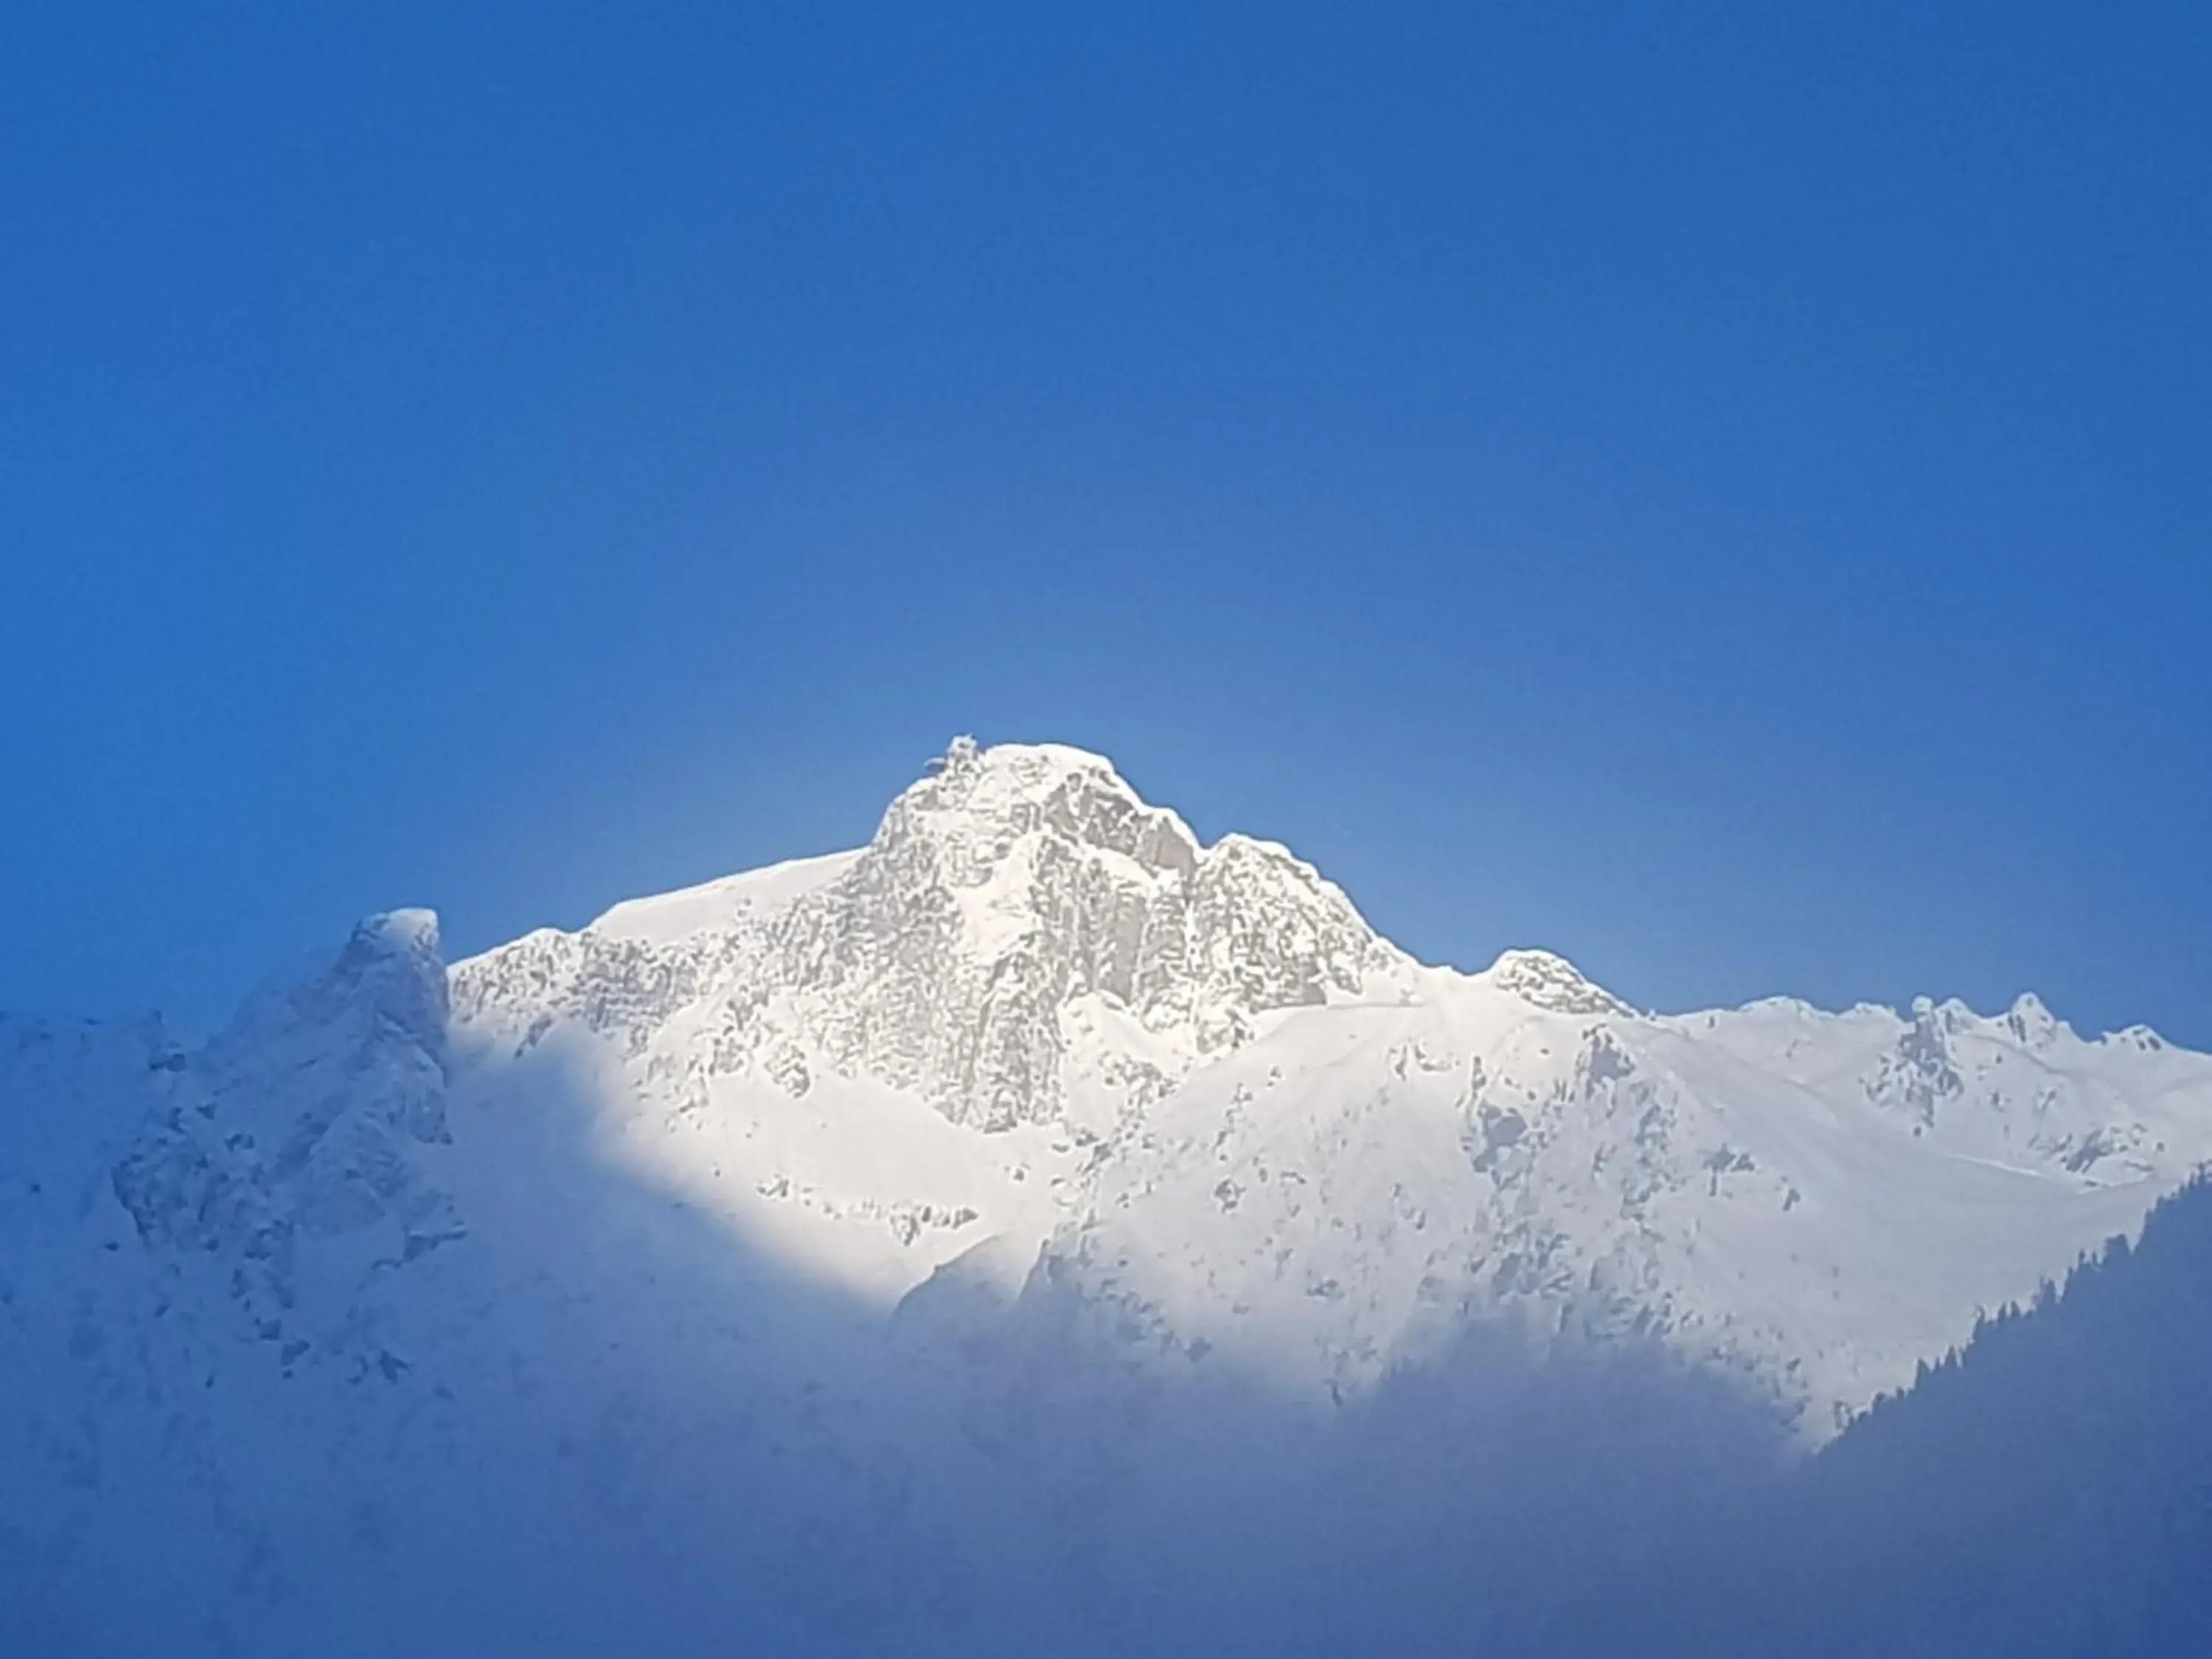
[1545,1172,2212,1658]
[2,740,2208,1656]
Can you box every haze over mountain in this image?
[4,739,2208,1656]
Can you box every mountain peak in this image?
[892,737,1200,880]
[457,738,1402,1133]
[1481,947,1631,1016]
[2006,990,2064,1048]
[779,738,1400,1127]
[328,907,450,1056]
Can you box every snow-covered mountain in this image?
[5,737,2210,1655]
[448,737,2212,1435]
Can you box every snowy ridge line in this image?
[431,737,2212,1438]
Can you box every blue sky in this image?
[3,2,2207,1044]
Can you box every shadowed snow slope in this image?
[3,738,2208,1655]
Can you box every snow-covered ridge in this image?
[430,738,2212,1436]
[6,737,2211,1492]
[5,735,2212,1649]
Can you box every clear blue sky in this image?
[4,3,2207,1044]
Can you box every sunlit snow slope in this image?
[445,737,2212,1437]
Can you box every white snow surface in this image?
[429,738,2212,1438]
[5,736,2212,1649]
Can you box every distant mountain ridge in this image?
[4,737,2210,1655]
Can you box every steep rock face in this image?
[1484,948,1632,1017]
[775,740,1402,1129]
[109,910,458,1369]
[455,739,1405,1132]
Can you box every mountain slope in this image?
[2,736,2208,1654]
[449,737,2212,1436]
